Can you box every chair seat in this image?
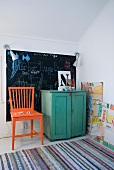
[11,110,42,118]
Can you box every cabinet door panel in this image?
[52,93,71,139]
[71,93,86,137]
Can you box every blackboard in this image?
[6,50,76,121]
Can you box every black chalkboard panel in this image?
[6,50,76,121]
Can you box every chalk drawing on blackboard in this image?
[64,59,71,70]
[6,50,76,121]
[22,54,30,62]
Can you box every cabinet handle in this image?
[69,93,72,97]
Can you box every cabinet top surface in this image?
[41,90,86,93]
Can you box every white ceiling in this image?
[0,0,110,44]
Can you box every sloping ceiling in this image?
[0,0,110,44]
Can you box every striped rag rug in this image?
[0,138,114,170]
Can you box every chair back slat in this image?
[8,87,34,110]
[16,89,18,108]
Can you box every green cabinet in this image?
[41,90,86,141]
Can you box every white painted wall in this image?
[79,0,114,104]
[0,35,78,137]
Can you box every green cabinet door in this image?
[71,92,86,137]
[51,93,71,140]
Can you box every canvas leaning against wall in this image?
[81,82,114,151]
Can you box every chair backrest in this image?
[8,87,34,111]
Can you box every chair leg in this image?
[12,119,16,150]
[40,116,44,145]
[31,120,33,138]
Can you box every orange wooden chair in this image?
[8,86,44,150]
